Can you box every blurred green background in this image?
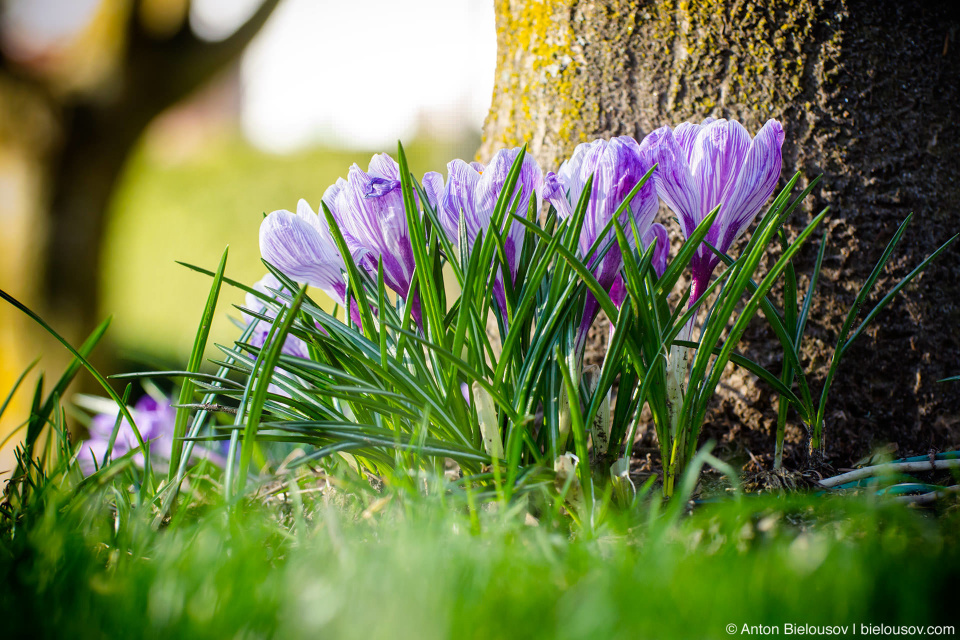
[102,130,476,367]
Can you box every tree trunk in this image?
[42,0,282,350]
[480,0,960,467]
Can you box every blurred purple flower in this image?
[322,154,420,321]
[423,147,543,317]
[243,273,312,360]
[76,395,176,475]
[641,118,784,302]
[77,395,227,476]
[542,136,666,349]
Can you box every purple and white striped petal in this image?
[259,199,348,305]
[643,118,784,302]
[712,119,785,253]
[476,148,542,274]
[427,147,543,318]
[244,273,312,359]
[674,118,714,162]
[367,152,401,181]
[547,136,659,267]
[322,154,417,301]
[640,126,701,240]
[544,135,663,351]
[542,172,574,220]
[644,222,670,279]
[436,159,483,246]
[689,120,752,226]
[422,171,445,216]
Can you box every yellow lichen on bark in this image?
[479,0,592,166]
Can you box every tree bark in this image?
[480,0,960,466]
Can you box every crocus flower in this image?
[322,154,419,320]
[77,395,227,476]
[641,118,784,302]
[422,147,543,318]
[76,396,177,475]
[259,199,353,307]
[543,136,667,350]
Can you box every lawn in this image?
[3,464,958,640]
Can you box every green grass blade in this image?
[415,179,464,287]
[656,206,721,297]
[511,217,618,320]
[814,214,918,435]
[841,232,958,358]
[235,286,308,496]
[169,246,228,483]
[103,384,133,465]
[493,218,570,386]
[796,229,829,346]
[0,358,38,421]
[704,243,813,418]
[318,200,377,340]
[555,345,593,519]
[688,208,829,454]
[177,261,259,297]
[0,302,121,478]
[397,141,445,347]
[672,341,805,410]
[377,258,389,371]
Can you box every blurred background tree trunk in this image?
[43,0,279,346]
[0,0,279,475]
[480,0,960,466]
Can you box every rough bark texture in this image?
[480,0,960,468]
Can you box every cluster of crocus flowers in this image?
[257,117,784,352]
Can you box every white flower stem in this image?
[664,314,695,495]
